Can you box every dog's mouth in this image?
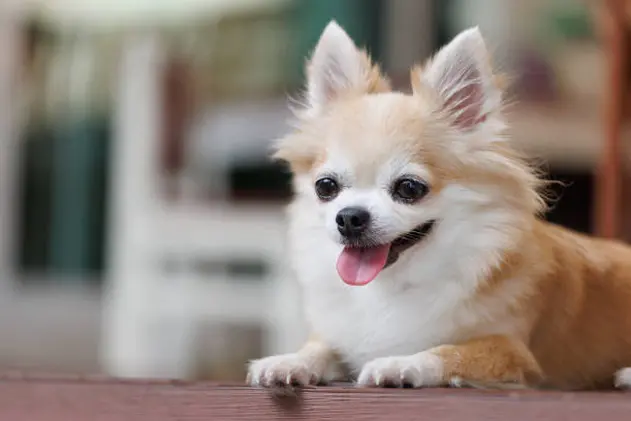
[336,220,436,286]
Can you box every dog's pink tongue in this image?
[336,245,390,286]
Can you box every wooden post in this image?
[595,0,627,238]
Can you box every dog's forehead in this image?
[321,93,433,183]
[323,142,419,183]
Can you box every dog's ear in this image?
[413,27,501,132]
[305,21,389,115]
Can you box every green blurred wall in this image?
[289,0,382,87]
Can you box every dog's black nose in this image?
[336,207,371,238]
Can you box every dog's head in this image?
[275,22,545,286]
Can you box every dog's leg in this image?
[356,335,543,388]
[247,335,338,387]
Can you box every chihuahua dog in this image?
[246,21,631,391]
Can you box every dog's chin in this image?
[341,220,437,269]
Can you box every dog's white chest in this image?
[304,278,474,373]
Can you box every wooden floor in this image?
[1,374,629,421]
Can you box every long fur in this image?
[247,21,631,391]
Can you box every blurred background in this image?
[0,0,629,382]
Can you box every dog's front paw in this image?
[247,354,319,387]
[356,352,444,388]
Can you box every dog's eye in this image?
[392,178,429,203]
[315,177,340,201]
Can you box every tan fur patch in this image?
[523,222,631,390]
[453,219,631,390]
[430,335,544,386]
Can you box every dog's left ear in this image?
[413,27,501,132]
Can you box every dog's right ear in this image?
[305,21,389,115]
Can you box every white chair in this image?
[101,33,304,380]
